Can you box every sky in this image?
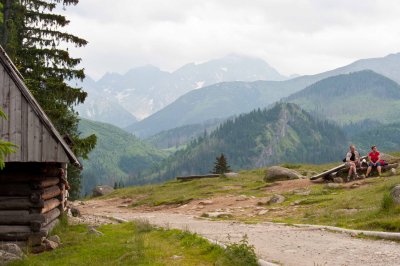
[62,0,400,80]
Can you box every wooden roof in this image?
[0,46,81,167]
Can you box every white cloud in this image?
[60,0,400,79]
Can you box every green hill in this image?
[78,119,167,195]
[287,70,400,125]
[149,103,346,180]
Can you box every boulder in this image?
[391,185,400,204]
[0,244,25,265]
[88,227,104,236]
[333,177,344,184]
[380,153,400,163]
[267,194,285,204]
[43,239,59,251]
[70,207,81,217]
[325,183,342,189]
[92,185,114,197]
[264,166,304,182]
[390,168,397,176]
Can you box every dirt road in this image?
[76,198,400,266]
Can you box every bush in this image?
[217,236,258,266]
[381,192,395,212]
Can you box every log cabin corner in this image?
[0,46,81,249]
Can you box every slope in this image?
[148,103,346,181]
[352,123,400,153]
[287,70,400,125]
[78,119,167,195]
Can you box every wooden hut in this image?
[0,46,81,248]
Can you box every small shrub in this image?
[134,219,153,233]
[217,235,258,266]
[381,193,395,212]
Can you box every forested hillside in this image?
[353,123,400,154]
[287,70,400,124]
[148,103,346,180]
[78,119,167,195]
[146,119,222,149]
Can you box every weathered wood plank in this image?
[9,82,22,161]
[177,174,220,181]
[0,183,37,196]
[8,77,17,161]
[21,97,29,161]
[31,208,61,232]
[1,66,10,143]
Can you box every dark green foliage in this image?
[148,103,346,181]
[217,236,258,266]
[381,192,395,213]
[78,119,167,195]
[213,153,230,174]
[0,0,96,194]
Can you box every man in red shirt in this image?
[366,145,381,177]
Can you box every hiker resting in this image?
[366,145,382,177]
[345,144,360,181]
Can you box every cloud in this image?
[60,0,400,79]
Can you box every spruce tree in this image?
[212,153,231,174]
[0,0,96,198]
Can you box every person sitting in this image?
[345,144,361,181]
[366,145,382,177]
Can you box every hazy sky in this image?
[63,0,400,79]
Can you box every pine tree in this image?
[0,0,97,198]
[212,153,231,174]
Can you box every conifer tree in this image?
[212,153,231,174]
[0,0,97,198]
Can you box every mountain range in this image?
[76,54,287,127]
[127,53,400,137]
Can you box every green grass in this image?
[270,175,400,232]
[11,219,257,266]
[103,161,400,232]
[104,168,272,206]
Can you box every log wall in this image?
[0,162,67,247]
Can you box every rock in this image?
[267,194,285,204]
[70,207,81,217]
[0,244,25,265]
[333,177,344,184]
[43,239,59,250]
[264,166,304,182]
[0,244,25,259]
[198,200,213,205]
[92,185,114,197]
[258,210,269,215]
[224,172,239,177]
[0,250,22,265]
[203,212,232,218]
[390,168,397,176]
[350,183,360,189]
[47,235,61,245]
[87,227,104,236]
[380,153,400,163]
[171,255,183,260]
[325,183,341,189]
[391,185,400,204]
[236,195,249,201]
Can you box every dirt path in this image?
[76,199,400,266]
